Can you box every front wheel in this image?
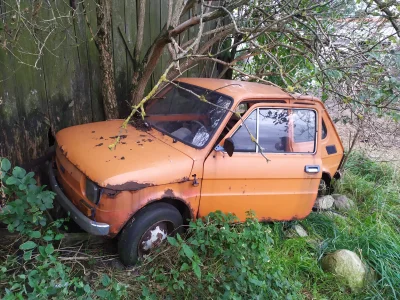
[118,203,183,266]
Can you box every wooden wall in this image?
[0,0,216,166]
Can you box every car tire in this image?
[118,203,183,266]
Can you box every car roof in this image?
[175,78,321,105]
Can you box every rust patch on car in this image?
[289,215,302,221]
[59,145,68,158]
[260,217,274,223]
[169,177,190,184]
[164,189,175,198]
[95,143,103,147]
[102,188,121,198]
[105,181,154,191]
[109,135,128,140]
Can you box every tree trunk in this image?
[96,0,119,119]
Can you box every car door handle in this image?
[304,165,320,173]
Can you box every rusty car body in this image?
[49,78,344,265]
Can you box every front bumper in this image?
[48,163,110,236]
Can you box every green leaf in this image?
[45,244,54,255]
[20,241,37,251]
[23,250,32,261]
[38,246,47,257]
[192,261,201,279]
[5,176,18,185]
[1,158,11,172]
[12,166,26,179]
[180,262,190,272]
[101,274,111,287]
[43,235,53,242]
[84,284,91,293]
[54,233,64,240]
[182,244,194,259]
[167,236,179,247]
[30,231,41,239]
[95,289,110,298]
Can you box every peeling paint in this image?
[105,181,154,191]
[164,189,175,198]
[109,135,127,139]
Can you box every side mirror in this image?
[223,138,235,157]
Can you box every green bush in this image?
[127,211,302,299]
[0,158,127,299]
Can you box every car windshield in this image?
[145,82,232,148]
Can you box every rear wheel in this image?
[118,203,183,266]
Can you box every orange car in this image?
[48,78,344,265]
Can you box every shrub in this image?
[124,211,302,299]
[0,158,127,299]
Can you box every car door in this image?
[199,104,322,222]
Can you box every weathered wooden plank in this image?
[124,0,137,110]
[143,0,152,95]
[149,0,162,85]
[0,53,20,163]
[187,5,200,78]
[73,2,94,124]
[41,1,92,132]
[160,0,170,76]
[0,1,49,165]
[112,0,129,116]
[84,0,104,122]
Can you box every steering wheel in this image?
[191,120,207,133]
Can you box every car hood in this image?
[55,120,194,190]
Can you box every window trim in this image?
[321,119,328,140]
[229,106,319,155]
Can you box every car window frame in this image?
[229,105,319,155]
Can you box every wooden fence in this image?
[0,0,216,166]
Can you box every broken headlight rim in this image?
[85,178,100,204]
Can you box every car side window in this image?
[231,110,257,152]
[230,107,317,154]
[258,108,289,153]
[293,110,316,143]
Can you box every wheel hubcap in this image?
[138,221,171,256]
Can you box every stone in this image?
[294,224,308,237]
[332,194,355,211]
[321,249,367,291]
[314,195,335,210]
[323,211,347,220]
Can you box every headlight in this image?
[85,178,100,204]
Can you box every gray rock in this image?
[321,249,367,291]
[294,224,308,237]
[332,194,355,211]
[314,195,335,210]
[323,211,347,220]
